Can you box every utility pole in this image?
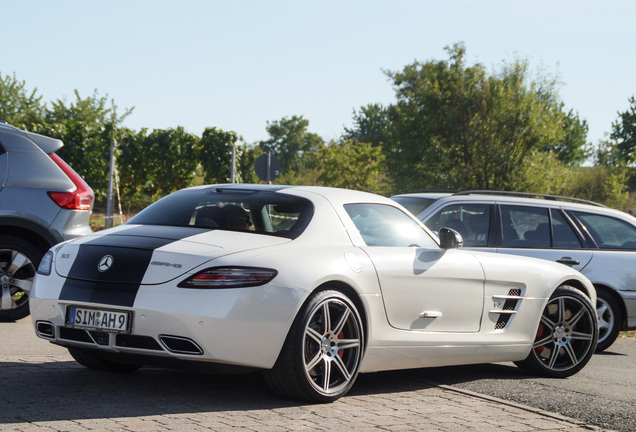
[105,138,116,229]
[230,144,236,183]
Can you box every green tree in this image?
[258,116,324,175]
[346,43,588,195]
[143,127,200,197]
[611,96,636,165]
[117,127,153,210]
[343,103,391,148]
[543,107,590,166]
[237,144,261,184]
[383,43,572,193]
[511,150,575,195]
[35,90,132,204]
[199,127,239,184]
[568,166,632,209]
[318,139,387,193]
[0,72,44,129]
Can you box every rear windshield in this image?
[391,196,437,217]
[128,188,314,239]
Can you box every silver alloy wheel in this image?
[596,297,615,346]
[532,294,596,371]
[302,297,362,396]
[0,249,34,312]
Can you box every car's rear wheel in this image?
[0,235,42,322]
[515,285,597,378]
[595,288,623,352]
[264,290,364,403]
[68,347,142,373]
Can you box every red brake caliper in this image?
[338,331,344,358]
[535,322,545,354]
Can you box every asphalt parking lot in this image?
[0,318,617,432]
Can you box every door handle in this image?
[556,257,580,266]
[418,311,442,319]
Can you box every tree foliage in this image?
[258,115,324,174]
[142,127,200,197]
[34,90,132,202]
[343,104,391,148]
[375,43,583,193]
[199,127,239,184]
[4,54,635,212]
[318,139,387,193]
[0,72,44,129]
[611,96,636,165]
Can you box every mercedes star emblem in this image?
[98,255,115,272]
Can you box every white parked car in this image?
[31,185,598,403]
[392,190,636,352]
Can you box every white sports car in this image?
[30,184,598,402]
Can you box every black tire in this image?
[515,285,597,378]
[68,347,142,373]
[264,290,365,403]
[595,287,623,352]
[0,235,43,322]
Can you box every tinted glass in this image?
[551,210,581,249]
[500,206,550,248]
[391,196,437,216]
[345,203,438,248]
[571,211,636,250]
[424,204,491,246]
[128,189,313,239]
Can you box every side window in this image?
[500,206,550,248]
[424,204,491,247]
[551,210,581,249]
[344,204,437,248]
[571,211,636,250]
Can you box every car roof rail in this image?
[453,190,607,208]
[408,190,457,194]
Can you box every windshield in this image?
[128,188,313,239]
[391,196,437,217]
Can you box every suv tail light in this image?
[47,153,94,211]
[178,266,278,289]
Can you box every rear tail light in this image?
[178,266,278,289]
[37,250,54,276]
[47,153,94,210]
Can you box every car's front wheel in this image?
[515,285,597,378]
[264,290,365,403]
[0,235,42,322]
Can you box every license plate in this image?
[65,306,132,334]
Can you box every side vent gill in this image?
[491,288,522,330]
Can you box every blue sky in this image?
[3,1,634,149]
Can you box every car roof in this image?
[393,191,636,221]
[187,183,396,205]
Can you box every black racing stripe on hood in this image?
[59,224,206,307]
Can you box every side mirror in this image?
[439,227,463,249]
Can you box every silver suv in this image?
[392,191,636,352]
[0,121,93,321]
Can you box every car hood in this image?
[54,224,291,285]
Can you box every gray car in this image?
[0,121,93,321]
[391,191,636,352]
